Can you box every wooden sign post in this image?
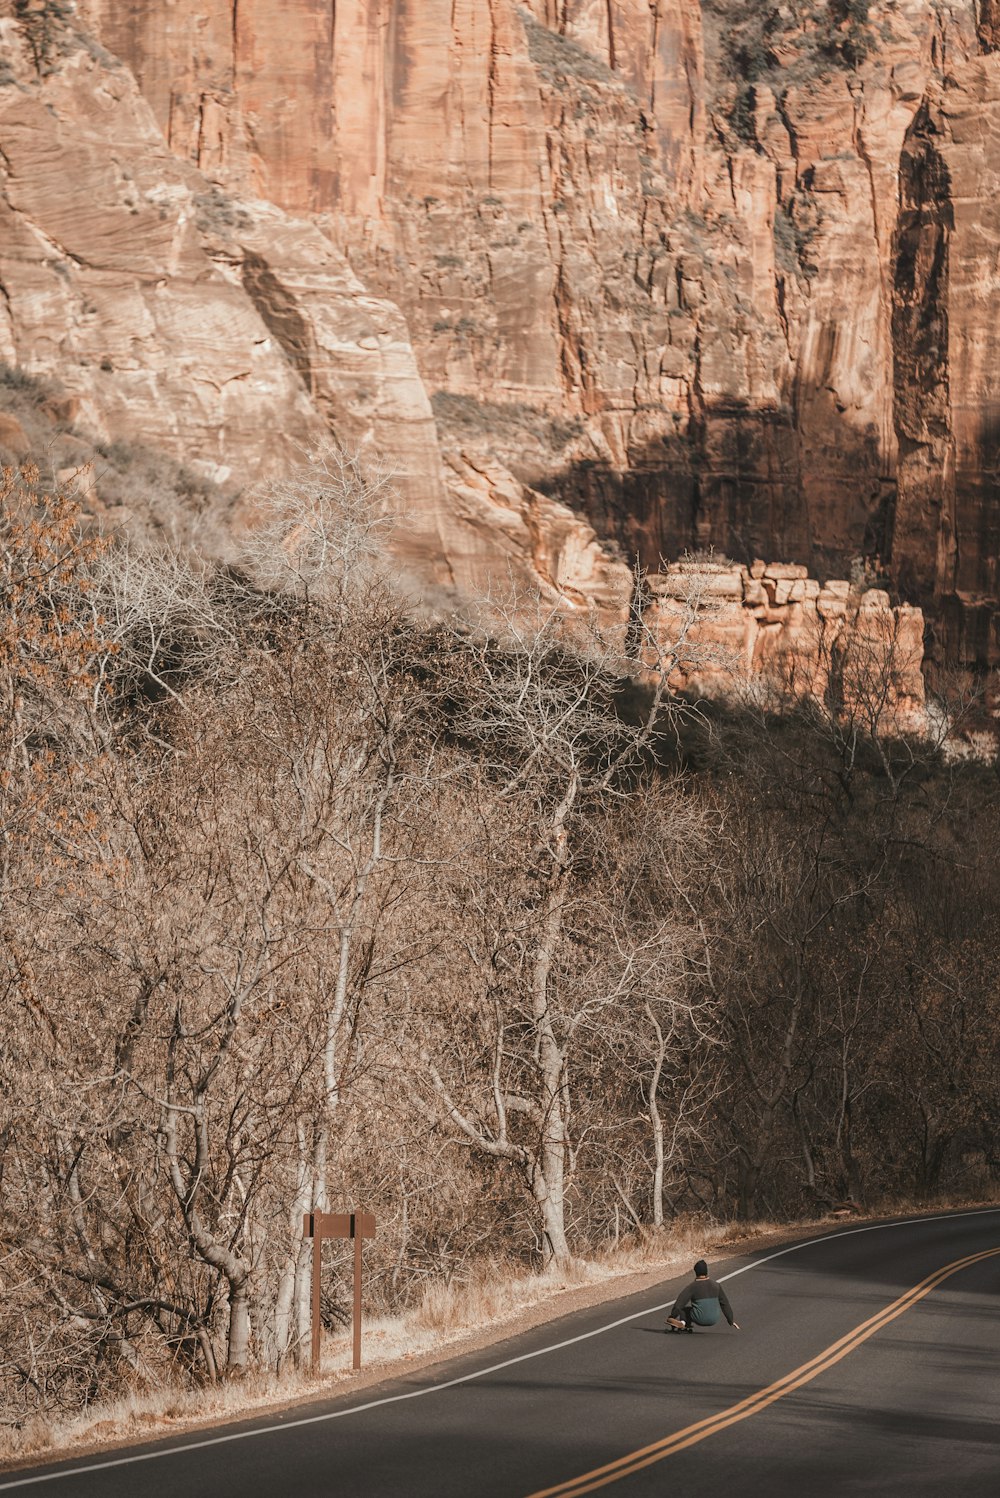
[302,1210,376,1374]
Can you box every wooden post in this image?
[352,1216,363,1372]
[311,1215,322,1373]
[302,1210,376,1375]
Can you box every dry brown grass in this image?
[0,1223,709,1467]
[3,1372,306,1467]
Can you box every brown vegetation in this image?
[0,455,997,1438]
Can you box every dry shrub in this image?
[414,1260,522,1334]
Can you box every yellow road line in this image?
[525,1244,1000,1498]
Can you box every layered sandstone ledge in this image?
[644,559,926,730]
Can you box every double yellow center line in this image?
[526,1244,1000,1498]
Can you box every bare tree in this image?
[402,595,717,1264]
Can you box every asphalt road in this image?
[3,1208,998,1497]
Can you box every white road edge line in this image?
[2,1205,997,1490]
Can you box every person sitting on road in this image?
[666,1260,740,1333]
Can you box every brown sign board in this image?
[302,1208,376,1373]
[303,1211,375,1240]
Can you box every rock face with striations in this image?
[0,10,318,482]
[3,2,1000,672]
[0,6,456,580]
[646,558,926,731]
[894,49,1000,665]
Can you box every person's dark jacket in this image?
[670,1276,735,1326]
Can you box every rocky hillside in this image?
[1,2,998,668]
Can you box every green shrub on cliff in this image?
[13,0,75,74]
[519,7,621,95]
[703,0,878,142]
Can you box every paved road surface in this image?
[2,1208,998,1497]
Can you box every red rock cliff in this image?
[3,2,1000,668]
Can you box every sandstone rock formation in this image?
[646,557,926,731]
[894,49,1000,667]
[0,10,457,579]
[0,3,615,601]
[2,2,999,680]
[0,11,321,483]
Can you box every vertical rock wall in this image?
[10,2,1000,666]
[893,50,1000,664]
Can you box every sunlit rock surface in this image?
[2,2,999,673]
[646,558,926,730]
